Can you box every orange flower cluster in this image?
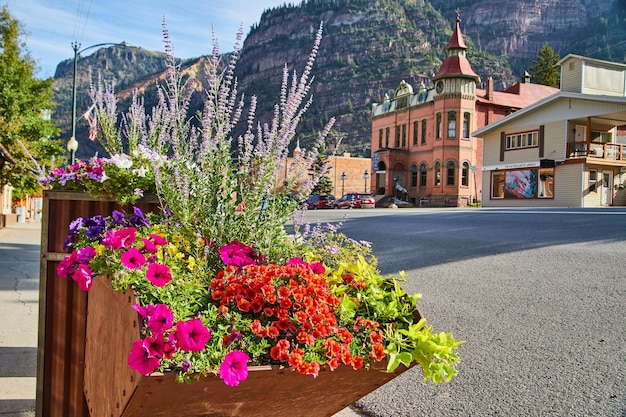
[210,263,385,377]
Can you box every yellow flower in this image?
[187,256,196,270]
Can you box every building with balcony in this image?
[370,13,558,207]
[474,55,626,207]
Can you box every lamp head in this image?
[67,136,79,152]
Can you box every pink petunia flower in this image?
[141,238,158,253]
[56,252,78,278]
[172,318,211,353]
[149,233,168,246]
[102,227,137,249]
[72,264,93,291]
[219,241,259,268]
[128,339,161,375]
[219,350,249,387]
[146,263,172,286]
[120,248,146,269]
[142,332,169,358]
[146,304,174,334]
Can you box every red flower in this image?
[372,344,386,361]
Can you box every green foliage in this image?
[0,6,63,198]
[529,44,561,87]
[311,140,334,195]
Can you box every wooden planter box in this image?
[37,191,160,417]
[85,276,410,417]
[37,190,416,417]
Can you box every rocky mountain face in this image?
[52,0,625,159]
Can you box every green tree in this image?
[311,140,334,195]
[0,6,63,199]
[529,44,561,87]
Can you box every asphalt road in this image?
[299,207,626,417]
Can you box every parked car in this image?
[305,194,336,209]
[335,193,375,209]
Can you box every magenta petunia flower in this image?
[172,318,211,352]
[102,227,137,249]
[72,264,93,291]
[146,304,174,334]
[128,339,161,375]
[142,332,169,358]
[149,233,168,246]
[121,248,146,270]
[141,238,158,253]
[219,350,249,387]
[309,262,325,275]
[146,263,172,287]
[56,252,78,279]
[219,241,257,268]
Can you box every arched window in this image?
[446,161,456,186]
[411,164,418,187]
[434,161,441,186]
[462,162,470,186]
[420,163,427,187]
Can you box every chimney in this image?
[486,76,494,101]
[523,71,531,84]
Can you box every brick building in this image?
[370,13,558,207]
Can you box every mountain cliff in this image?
[52,0,625,160]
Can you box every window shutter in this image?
[539,125,545,158]
[499,132,505,161]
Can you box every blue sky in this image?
[5,0,287,79]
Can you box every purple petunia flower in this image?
[130,207,149,227]
[68,217,84,235]
[111,210,127,227]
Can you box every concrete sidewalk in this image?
[0,222,40,417]
[0,221,362,417]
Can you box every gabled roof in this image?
[473,91,626,137]
[476,83,559,109]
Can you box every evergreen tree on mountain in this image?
[529,44,561,88]
[0,6,63,200]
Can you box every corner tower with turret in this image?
[370,11,557,207]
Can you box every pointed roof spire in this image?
[433,10,479,81]
[446,9,468,51]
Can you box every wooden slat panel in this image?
[38,191,160,417]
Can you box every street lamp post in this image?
[70,41,126,164]
[362,168,370,193]
[340,171,347,196]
